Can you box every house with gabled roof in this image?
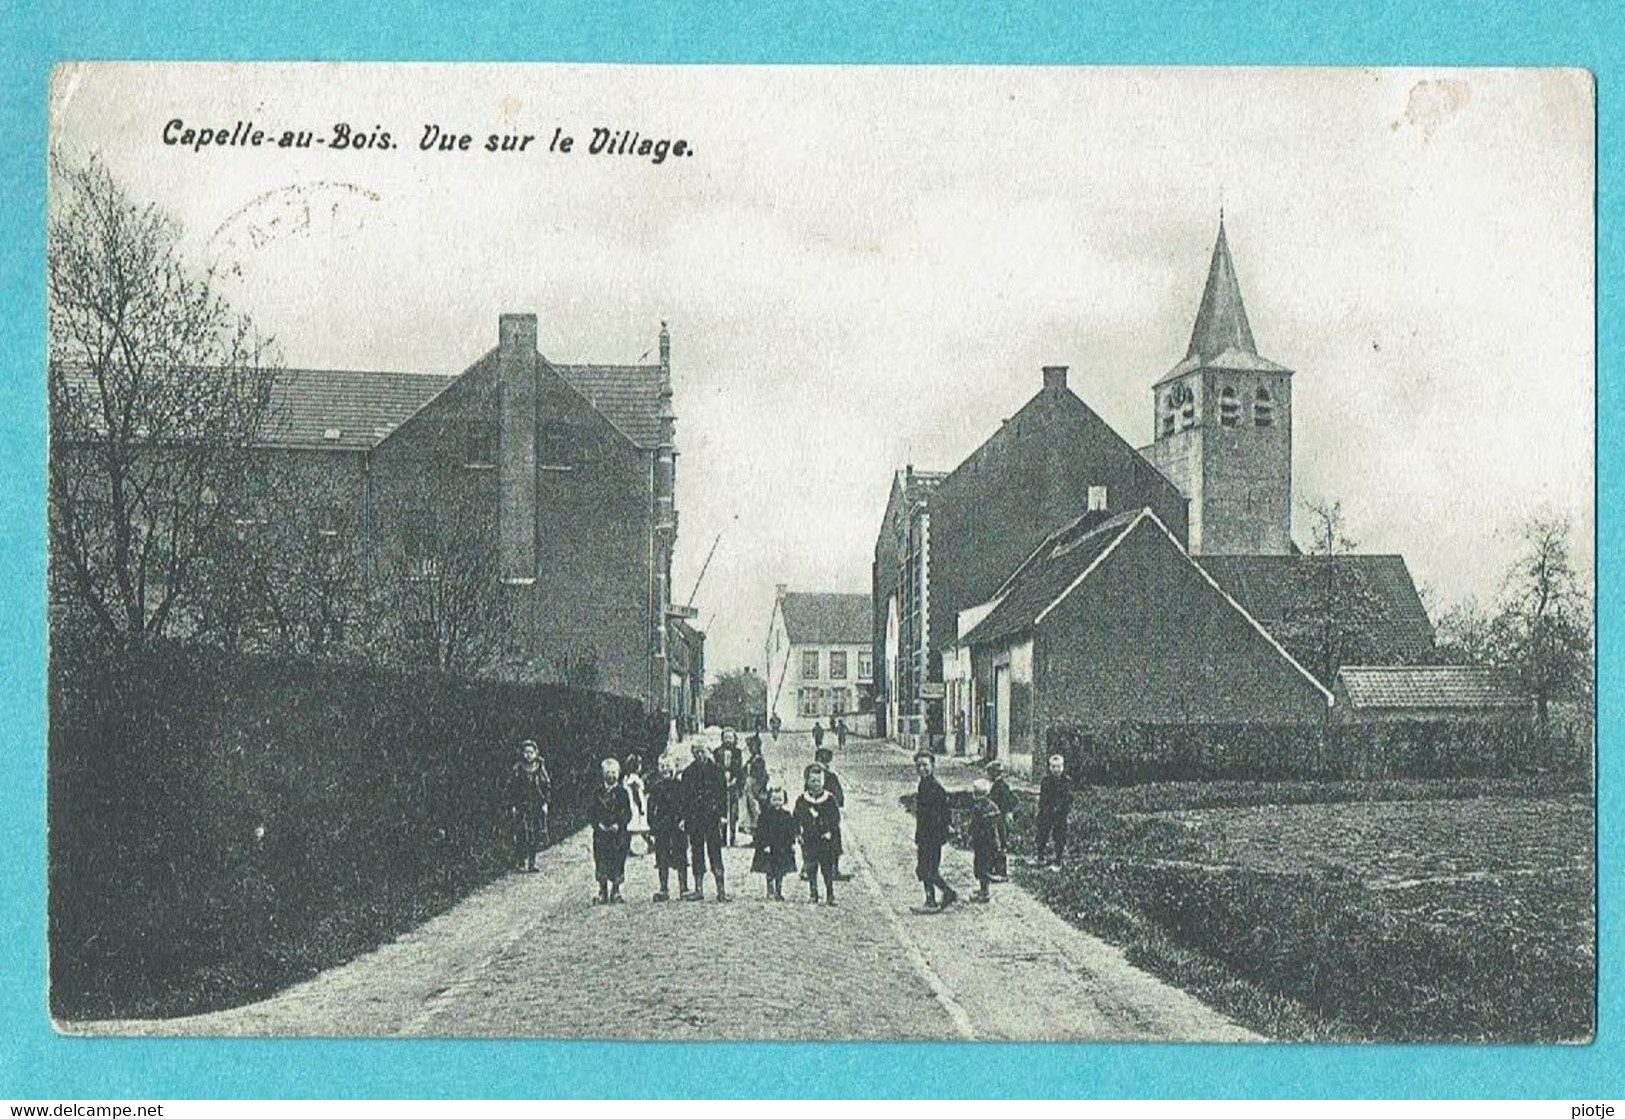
[942,507,1334,768]
[56,312,694,717]
[764,586,875,733]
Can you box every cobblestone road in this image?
[73,731,1254,1041]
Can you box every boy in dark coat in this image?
[986,760,1017,880]
[680,739,730,901]
[968,777,1004,903]
[590,758,633,904]
[1034,752,1074,871]
[811,721,825,750]
[913,751,959,909]
[795,765,842,905]
[646,754,690,901]
[810,747,851,881]
[750,787,797,899]
[503,739,551,872]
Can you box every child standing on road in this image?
[503,739,551,873]
[623,754,651,856]
[646,754,690,901]
[750,787,797,899]
[810,748,850,881]
[913,751,959,911]
[795,765,842,905]
[969,777,1004,903]
[590,757,633,904]
[986,760,1016,881]
[1033,753,1074,871]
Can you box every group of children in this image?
[915,751,1076,908]
[508,730,1076,911]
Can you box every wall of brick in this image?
[926,381,1191,674]
[1031,520,1330,746]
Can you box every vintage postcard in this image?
[45,63,1595,1043]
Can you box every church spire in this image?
[1185,213,1258,362]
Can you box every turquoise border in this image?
[0,0,1615,1100]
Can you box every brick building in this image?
[875,216,1434,756]
[97,312,696,717]
[943,509,1333,767]
[764,587,875,733]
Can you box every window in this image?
[829,651,848,680]
[857,651,873,681]
[1167,383,1195,432]
[831,687,852,716]
[1087,485,1108,512]
[1254,385,1274,427]
[1219,385,1239,427]
[465,424,496,467]
[801,650,820,679]
[797,687,826,718]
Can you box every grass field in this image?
[1005,777,1595,1042]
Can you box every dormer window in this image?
[1254,385,1274,427]
[1219,386,1240,427]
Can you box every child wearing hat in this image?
[986,760,1017,881]
[503,739,551,872]
[750,787,797,900]
[968,776,1004,903]
[795,765,842,905]
[590,757,633,904]
[646,754,690,901]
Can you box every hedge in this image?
[48,639,661,1020]
[1043,717,1572,784]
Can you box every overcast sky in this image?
[50,64,1595,674]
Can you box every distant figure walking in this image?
[503,739,551,873]
[681,739,730,901]
[795,765,842,906]
[590,758,633,904]
[836,717,848,749]
[912,751,959,911]
[751,788,797,900]
[812,721,825,750]
[769,713,782,741]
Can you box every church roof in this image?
[778,592,873,646]
[1156,217,1291,387]
[1198,553,1436,666]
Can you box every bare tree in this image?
[1490,510,1593,738]
[1280,498,1392,685]
[1433,594,1495,665]
[48,157,279,650]
[371,481,512,676]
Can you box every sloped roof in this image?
[553,363,667,448]
[1336,665,1529,710]
[959,510,1143,648]
[779,592,873,646]
[265,366,459,449]
[1155,217,1291,387]
[1198,554,1435,664]
[57,349,670,453]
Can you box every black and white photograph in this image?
[45,63,1596,1043]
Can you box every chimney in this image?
[498,313,538,583]
[1043,365,1069,391]
[775,583,787,601]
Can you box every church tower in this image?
[1144,215,1294,555]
